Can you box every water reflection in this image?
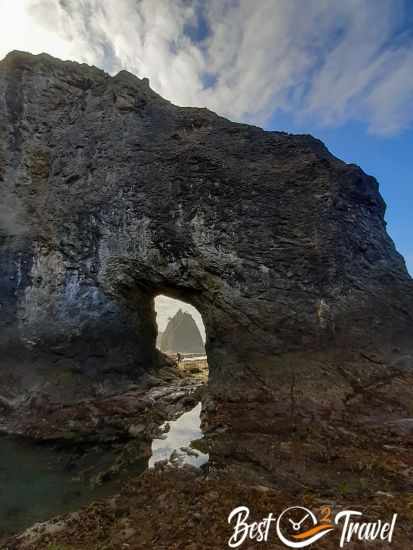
[0,438,131,537]
[0,402,208,537]
[149,402,208,468]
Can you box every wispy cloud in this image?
[0,0,412,135]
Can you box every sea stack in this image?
[160,310,205,354]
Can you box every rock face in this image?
[0,51,412,414]
[156,330,163,349]
[160,309,205,354]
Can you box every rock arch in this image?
[0,51,412,414]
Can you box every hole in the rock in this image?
[154,294,208,380]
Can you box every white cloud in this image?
[0,0,412,135]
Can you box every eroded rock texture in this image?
[0,50,412,412]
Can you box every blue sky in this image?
[0,0,411,273]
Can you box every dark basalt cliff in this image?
[0,50,412,415]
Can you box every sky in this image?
[0,0,411,276]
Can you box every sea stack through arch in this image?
[0,50,412,418]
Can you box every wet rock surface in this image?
[1,357,413,548]
[2,462,413,550]
[0,362,208,541]
[0,362,204,442]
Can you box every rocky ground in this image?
[2,464,413,550]
[2,355,413,549]
[0,358,207,443]
[0,358,212,546]
[2,350,413,550]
